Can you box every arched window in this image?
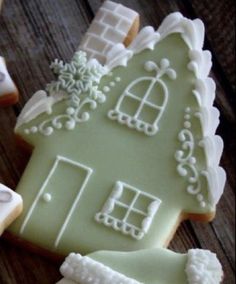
[108,58,177,136]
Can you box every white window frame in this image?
[95,181,162,240]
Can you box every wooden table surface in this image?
[0,0,235,283]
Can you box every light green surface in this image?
[9,34,212,255]
[89,248,188,284]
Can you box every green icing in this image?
[9,34,212,255]
[89,248,188,284]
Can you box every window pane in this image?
[138,104,160,124]
[120,95,141,117]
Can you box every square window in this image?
[119,96,141,117]
[138,104,159,124]
[95,181,161,240]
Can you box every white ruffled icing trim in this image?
[16,90,65,129]
[186,249,223,284]
[60,253,142,284]
[106,12,226,207]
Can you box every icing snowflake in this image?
[24,51,108,136]
[46,51,107,104]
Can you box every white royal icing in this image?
[15,90,63,129]
[59,253,142,284]
[108,58,176,136]
[95,181,161,240]
[0,183,23,234]
[0,56,17,97]
[19,155,93,249]
[186,249,223,284]
[79,1,139,64]
[16,52,107,133]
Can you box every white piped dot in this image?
[24,129,30,135]
[30,126,38,133]
[197,194,204,201]
[109,82,115,87]
[200,201,206,208]
[43,193,52,203]
[185,107,191,113]
[115,77,121,82]
[184,114,191,120]
[103,86,110,93]
[189,156,196,164]
[66,107,75,115]
[184,121,191,128]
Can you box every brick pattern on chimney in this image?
[79,1,138,64]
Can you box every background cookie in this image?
[0,0,234,283]
[0,56,19,106]
[0,184,23,235]
[0,1,19,106]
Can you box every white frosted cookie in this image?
[0,183,23,235]
[57,249,223,284]
[0,56,19,106]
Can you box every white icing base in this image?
[60,253,142,284]
[0,183,23,235]
[0,56,18,97]
[186,249,223,284]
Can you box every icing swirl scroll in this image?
[175,108,206,208]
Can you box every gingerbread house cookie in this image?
[8,4,225,257]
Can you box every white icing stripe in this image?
[60,253,142,284]
[186,249,223,284]
[54,157,93,248]
[19,156,93,248]
[0,56,18,97]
